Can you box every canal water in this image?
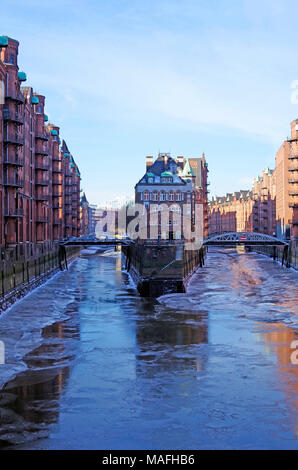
[0,248,297,449]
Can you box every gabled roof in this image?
[188,158,203,186]
[136,155,186,186]
[81,192,88,204]
[181,159,194,177]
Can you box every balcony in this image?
[288,163,298,172]
[289,177,298,184]
[289,190,298,196]
[36,217,49,223]
[5,92,25,104]
[289,202,298,208]
[35,194,49,201]
[3,176,24,187]
[35,133,48,141]
[35,148,48,156]
[288,154,298,159]
[3,109,24,125]
[4,208,24,217]
[52,156,62,162]
[52,167,62,173]
[52,176,62,185]
[3,155,24,166]
[35,162,49,171]
[3,133,24,146]
[35,177,49,186]
[52,192,62,197]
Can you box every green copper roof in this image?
[17,71,27,82]
[64,152,69,158]
[161,171,172,177]
[0,36,9,47]
[50,129,58,136]
[147,172,155,177]
[31,96,39,104]
[44,114,48,122]
[6,37,18,43]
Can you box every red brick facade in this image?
[135,153,208,239]
[208,119,298,241]
[0,36,81,246]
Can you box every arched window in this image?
[143,191,149,201]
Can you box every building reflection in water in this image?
[0,312,80,448]
[135,305,209,378]
[256,322,298,437]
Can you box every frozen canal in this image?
[0,248,297,449]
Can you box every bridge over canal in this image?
[203,232,288,247]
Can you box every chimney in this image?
[177,155,184,169]
[146,156,153,169]
[290,119,298,140]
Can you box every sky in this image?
[1,0,298,205]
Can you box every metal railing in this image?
[3,155,24,166]
[35,177,49,185]
[3,133,24,145]
[2,109,24,124]
[4,208,24,217]
[3,176,24,187]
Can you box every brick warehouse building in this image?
[208,119,298,242]
[0,35,82,246]
[135,153,208,240]
[208,168,277,237]
[275,119,298,240]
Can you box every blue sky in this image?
[2,0,298,205]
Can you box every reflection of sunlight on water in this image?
[115,256,122,271]
[229,255,263,290]
[0,249,297,449]
[257,323,298,438]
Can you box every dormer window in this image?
[161,171,173,183]
[147,172,155,183]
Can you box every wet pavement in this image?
[0,248,297,449]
